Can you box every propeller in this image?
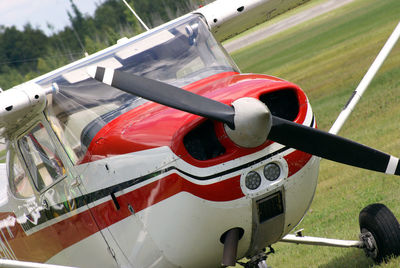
[87,66,400,176]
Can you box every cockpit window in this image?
[18,123,66,191]
[39,14,238,164]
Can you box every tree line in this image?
[0,0,207,89]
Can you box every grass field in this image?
[0,150,6,163]
[231,0,400,267]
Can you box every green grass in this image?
[0,150,6,163]
[231,0,400,266]
[222,0,327,44]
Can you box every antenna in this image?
[122,0,150,31]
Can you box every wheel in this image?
[359,203,400,263]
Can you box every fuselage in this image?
[0,13,320,267]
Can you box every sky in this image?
[0,0,102,35]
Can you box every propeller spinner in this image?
[87,66,400,176]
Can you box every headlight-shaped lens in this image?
[263,163,281,181]
[245,171,261,190]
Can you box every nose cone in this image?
[224,97,272,148]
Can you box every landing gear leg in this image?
[237,246,274,268]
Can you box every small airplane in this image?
[0,0,399,267]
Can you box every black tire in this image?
[359,203,400,263]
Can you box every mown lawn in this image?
[0,150,6,163]
[231,0,400,266]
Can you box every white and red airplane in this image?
[0,0,399,267]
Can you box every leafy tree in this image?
[95,0,131,31]
[21,24,49,70]
[84,36,106,54]
[67,0,93,39]
[0,24,48,72]
[124,0,193,27]
[0,65,24,89]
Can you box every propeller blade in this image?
[88,66,400,176]
[87,66,235,129]
[269,116,400,175]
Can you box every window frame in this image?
[14,119,70,194]
[7,144,36,200]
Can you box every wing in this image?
[0,83,58,138]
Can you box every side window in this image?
[45,94,90,164]
[8,148,34,198]
[18,123,66,191]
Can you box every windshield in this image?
[39,14,239,164]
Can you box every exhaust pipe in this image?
[221,228,243,267]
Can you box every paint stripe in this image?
[284,150,313,177]
[9,118,317,260]
[385,156,399,175]
[20,144,314,233]
[344,90,357,110]
[4,148,314,262]
[94,66,105,81]
[103,68,114,85]
[19,146,291,232]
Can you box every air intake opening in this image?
[183,120,225,160]
[259,89,299,121]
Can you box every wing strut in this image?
[122,0,150,31]
[329,21,400,135]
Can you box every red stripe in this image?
[0,211,99,262]
[4,150,312,262]
[90,174,244,229]
[3,175,243,262]
[284,150,313,177]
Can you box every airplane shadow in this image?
[318,249,374,268]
